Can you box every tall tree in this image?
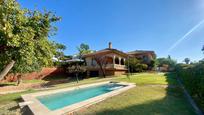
[167,55,170,59]
[77,43,92,58]
[183,58,190,64]
[125,58,140,73]
[55,42,66,60]
[125,58,148,73]
[56,43,66,51]
[202,45,204,53]
[93,55,108,78]
[0,0,60,83]
[63,61,86,82]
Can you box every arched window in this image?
[121,58,125,65]
[106,57,113,64]
[115,57,119,64]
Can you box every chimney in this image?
[108,42,112,49]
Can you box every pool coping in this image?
[21,81,136,115]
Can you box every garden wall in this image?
[1,67,66,82]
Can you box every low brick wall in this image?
[2,67,66,82]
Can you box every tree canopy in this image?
[156,57,177,68]
[55,42,66,59]
[125,58,148,72]
[77,43,92,58]
[183,58,190,64]
[0,0,61,80]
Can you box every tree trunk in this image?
[16,74,22,86]
[99,66,106,78]
[0,60,15,81]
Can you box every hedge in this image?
[175,63,204,112]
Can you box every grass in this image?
[0,79,47,86]
[76,87,195,115]
[0,89,38,114]
[22,79,47,84]
[0,73,197,115]
[0,89,37,104]
[116,73,178,85]
[75,73,196,115]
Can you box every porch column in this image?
[119,57,121,65]
[113,55,115,65]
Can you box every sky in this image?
[18,0,204,62]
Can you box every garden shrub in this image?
[175,63,204,111]
[125,58,148,73]
[135,63,148,72]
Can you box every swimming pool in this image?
[37,83,126,110]
[21,81,135,115]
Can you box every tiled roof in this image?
[127,50,155,55]
[83,48,128,57]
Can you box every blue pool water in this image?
[37,83,126,110]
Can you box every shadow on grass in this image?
[41,75,87,88]
[78,73,196,115]
[40,69,90,87]
[0,83,16,87]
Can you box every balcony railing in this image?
[113,64,126,69]
[86,64,126,70]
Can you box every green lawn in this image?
[0,73,197,115]
[75,86,194,115]
[0,79,47,86]
[75,73,195,115]
[116,73,178,85]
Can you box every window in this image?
[91,58,95,66]
[143,56,148,61]
[115,57,119,64]
[121,58,125,65]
